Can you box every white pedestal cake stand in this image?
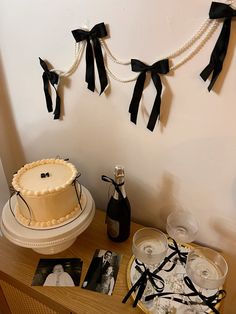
[0,186,95,255]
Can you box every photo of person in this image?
[43,264,75,286]
[96,265,115,295]
[82,249,121,295]
[31,258,83,287]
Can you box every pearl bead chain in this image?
[170,19,219,70]
[101,17,219,82]
[51,41,86,77]
[48,7,222,84]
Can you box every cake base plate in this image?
[1,186,95,254]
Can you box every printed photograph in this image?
[82,249,122,295]
[31,258,83,286]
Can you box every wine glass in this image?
[132,227,168,267]
[165,210,199,312]
[186,247,228,289]
[185,247,228,313]
[122,227,168,307]
[166,210,199,245]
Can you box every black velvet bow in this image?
[129,59,169,132]
[39,58,61,119]
[72,23,108,94]
[200,1,236,91]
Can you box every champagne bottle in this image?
[102,166,131,242]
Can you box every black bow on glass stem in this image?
[72,23,108,94]
[200,1,236,91]
[145,276,225,314]
[129,59,169,132]
[122,259,165,307]
[39,58,61,119]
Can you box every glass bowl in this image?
[132,227,168,266]
[186,247,228,290]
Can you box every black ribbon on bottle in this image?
[129,58,169,132]
[200,1,236,91]
[101,175,124,199]
[72,23,108,94]
[39,58,61,119]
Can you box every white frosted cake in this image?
[12,158,84,228]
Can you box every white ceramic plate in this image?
[1,186,95,247]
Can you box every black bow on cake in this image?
[129,59,169,132]
[72,22,108,94]
[39,58,61,119]
[200,1,236,91]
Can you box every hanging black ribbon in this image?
[39,58,61,119]
[72,23,108,94]
[129,58,169,132]
[200,2,236,91]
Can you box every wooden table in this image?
[0,209,143,314]
[0,209,233,313]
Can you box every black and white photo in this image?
[82,249,121,295]
[31,258,83,286]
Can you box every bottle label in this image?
[107,216,119,238]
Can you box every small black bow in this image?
[200,2,236,91]
[129,59,169,131]
[122,260,165,307]
[72,23,108,94]
[39,58,61,119]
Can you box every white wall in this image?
[0,159,9,236]
[1,0,236,253]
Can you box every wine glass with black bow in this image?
[165,210,199,311]
[122,227,168,307]
[166,209,199,265]
[184,247,228,313]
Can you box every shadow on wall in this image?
[0,56,25,184]
[130,171,180,232]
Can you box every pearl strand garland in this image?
[48,5,223,84]
[102,17,219,82]
[51,41,86,77]
[170,19,219,71]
